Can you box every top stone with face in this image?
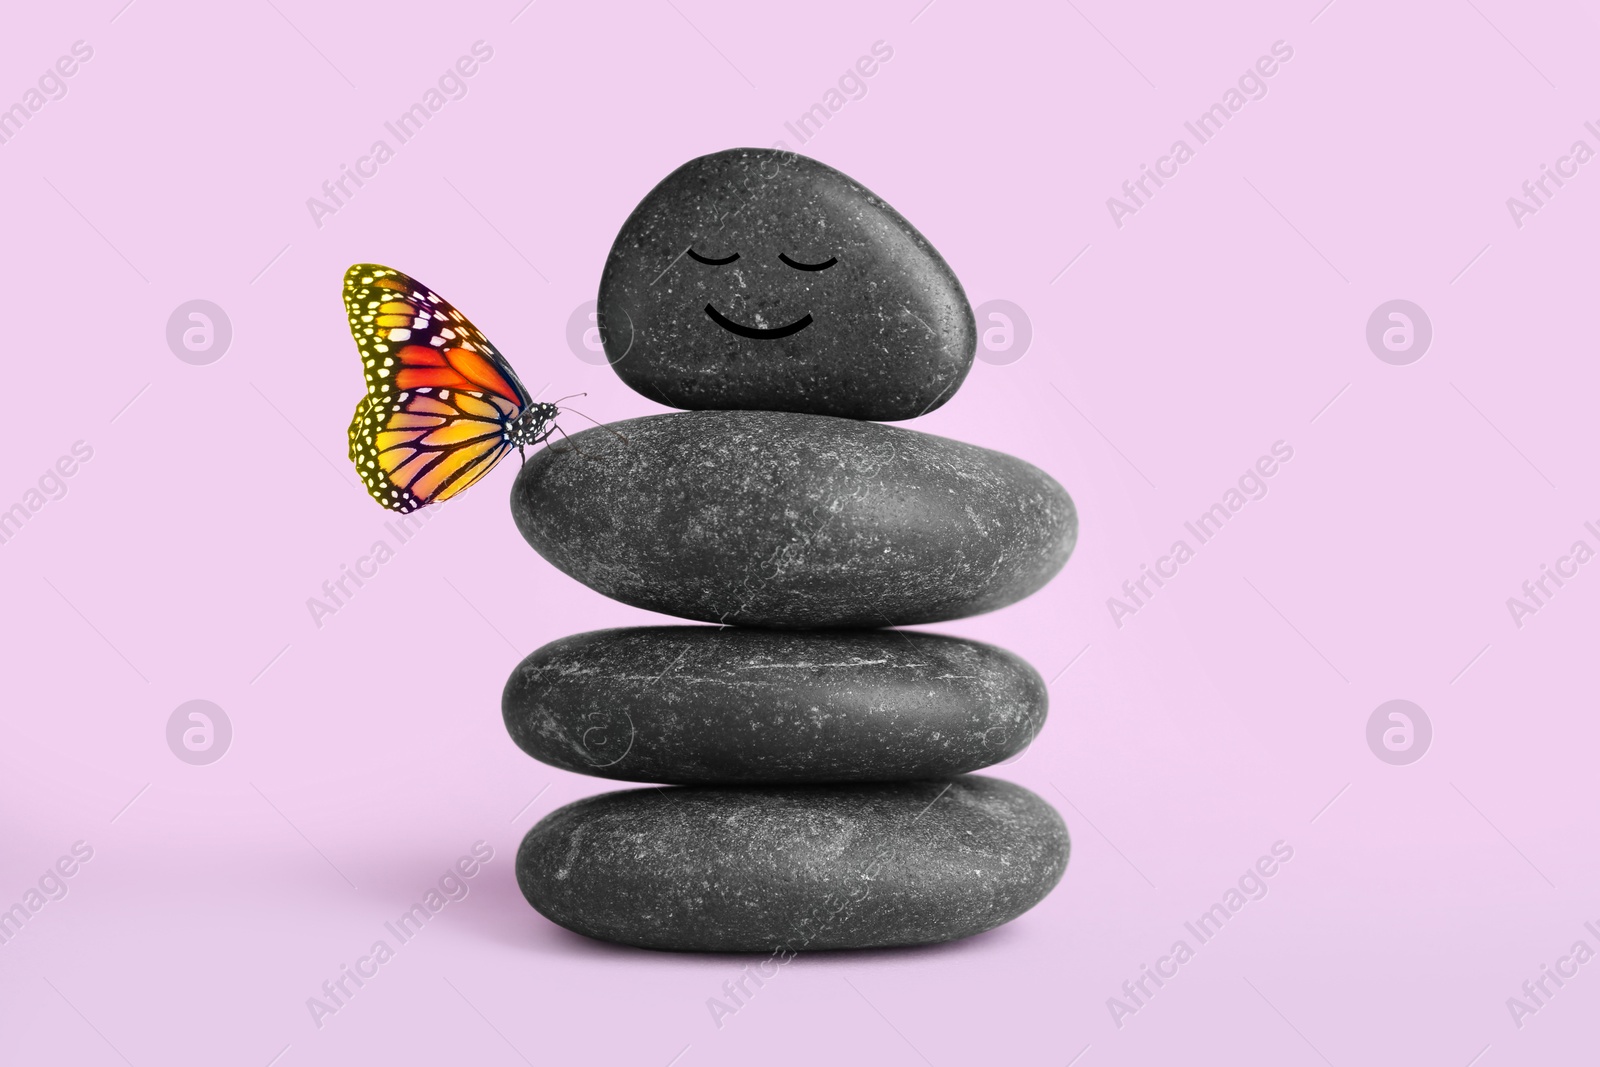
[597,149,976,421]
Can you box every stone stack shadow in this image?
[501,149,1078,952]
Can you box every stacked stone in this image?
[503,150,1078,952]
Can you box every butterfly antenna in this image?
[559,406,630,446]
[548,391,589,405]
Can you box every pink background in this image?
[3,0,1597,1063]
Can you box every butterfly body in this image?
[342,264,553,512]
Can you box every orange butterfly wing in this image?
[342,264,530,512]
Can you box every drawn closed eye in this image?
[687,248,739,265]
[779,253,838,271]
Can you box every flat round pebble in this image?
[502,627,1047,784]
[516,776,1069,952]
[510,410,1076,629]
[597,148,976,421]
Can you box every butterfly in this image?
[342,264,559,513]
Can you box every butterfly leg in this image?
[549,424,586,457]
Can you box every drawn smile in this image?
[704,303,814,340]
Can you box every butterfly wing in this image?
[345,392,516,512]
[342,264,530,512]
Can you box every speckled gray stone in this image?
[502,627,1046,784]
[597,148,976,421]
[510,410,1076,629]
[516,776,1068,951]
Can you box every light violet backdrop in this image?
[3,0,1597,1064]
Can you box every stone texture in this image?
[510,410,1076,629]
[516,776,1068,951]
[502,626,1046,784]
[597,148,976,421]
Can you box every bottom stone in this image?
[516,776,1068,952]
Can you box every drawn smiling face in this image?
[689,248,838,340]
[596,148,976,422]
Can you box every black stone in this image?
[510,410,1076,629]
[502,627,1046,784]
[597,148,976,422]
[516,776,1068,951]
